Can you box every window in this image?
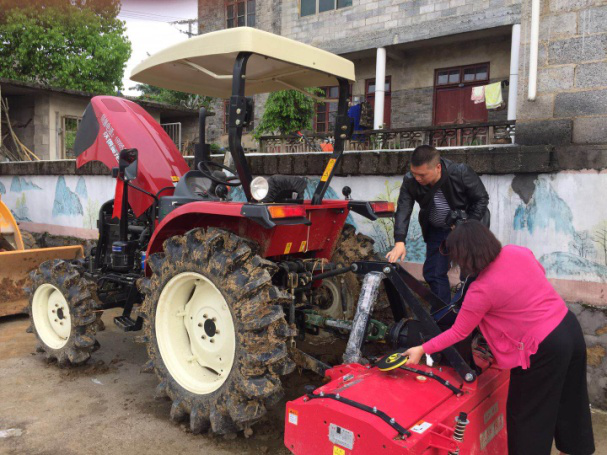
[226,0,255,28]
[224,100,254,133]
[61,116,82,159]
[314,86,352,133]
[433,63,490,126]
[301,0,352,17]
[436,63,489,87]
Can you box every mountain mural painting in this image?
[10,176,42,192]
[52,176,83,217]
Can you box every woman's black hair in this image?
[446,220,502,276]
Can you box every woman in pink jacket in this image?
[404,221,594,455]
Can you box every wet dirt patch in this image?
[0,276,28,303]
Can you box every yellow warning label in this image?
[299,241,307,252]
[333,446,345,455]
[284,242,292,254]
[171,175,180,182]
[321,158,337,182]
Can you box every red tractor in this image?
[26,27,396,435]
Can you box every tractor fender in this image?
[146,201,272,273]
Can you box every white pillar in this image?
[374,47,386,130]
[508,24,521,121]
[528,0,540,101]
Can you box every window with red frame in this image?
[226,0,255,28]
[314,85,352,133]
[224,100,254,133]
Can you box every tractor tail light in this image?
[370,202,395,214]
[268,205,307,219]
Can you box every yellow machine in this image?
[0,195,83,317]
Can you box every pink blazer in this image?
[423,245,568,369]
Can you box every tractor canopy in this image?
[131,27,356,205]
[73,96,190,217]
[130,27,355,98]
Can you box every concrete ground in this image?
[1,309,606,455]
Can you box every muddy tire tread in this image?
[26,259,99,366]
[140,228,294,435]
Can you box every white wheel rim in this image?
[32,284,71,349]
[156,272,236,395]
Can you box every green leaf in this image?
[0,1,131,93]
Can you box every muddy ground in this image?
[0,309,317,455]
[1,309,606,455]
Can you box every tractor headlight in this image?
[251,176,269,201]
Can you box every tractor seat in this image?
[158,171,215,221]
[177,170,214,199]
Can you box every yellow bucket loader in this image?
[0,196,83,317]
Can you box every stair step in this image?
[113,315,143,332]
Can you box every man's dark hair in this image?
[446,220,502,276]
[411,145,440,167]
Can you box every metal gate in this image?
[161,122,182,152]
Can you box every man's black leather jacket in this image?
[394,158,489,243]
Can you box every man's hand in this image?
[386,242,406,263]
[403,345,425,365]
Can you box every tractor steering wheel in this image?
[197,160,242,186]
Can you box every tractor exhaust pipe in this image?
[343,271,384,364]
[194,107,210,171]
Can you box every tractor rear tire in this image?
[323,224,377,320]
[140,228,295,435]
[27,259,99,366]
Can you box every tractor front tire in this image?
[27,259,99,366]
[140,228,295,435]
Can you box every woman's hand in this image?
[404,345,425,364]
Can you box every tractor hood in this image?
[73,96,190,217]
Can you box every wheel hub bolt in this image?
[203,314,208,319]
[210,339,215,343]
[201,335,206,340]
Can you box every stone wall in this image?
[571,303,607,409]
[516,0,607,158]
[279,0,521,54]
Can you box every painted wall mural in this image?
[0,175,115,232]
[1,170,606,285]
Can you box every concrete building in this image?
[198,0,607,164]
[0,78,200,161]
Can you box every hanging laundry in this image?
[485,82,504,110]
[471,86,485,104]
[347,102,365,141]
[347,103,362,131]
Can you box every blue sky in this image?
[119,0,198,95]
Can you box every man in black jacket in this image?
[386,145,489,307]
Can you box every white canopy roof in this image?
[130,27,356,99]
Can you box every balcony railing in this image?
[259,121,515,153]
